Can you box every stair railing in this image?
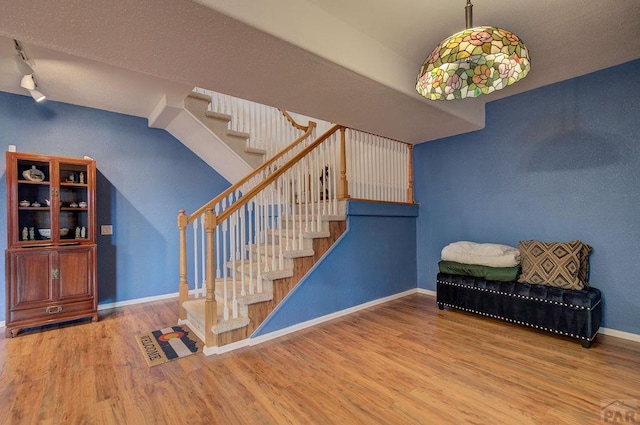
[178,124,414,350]
[345,129,414,203]
[193,88,310,158]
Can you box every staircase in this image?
[175,89,414,355]
[182,205,347,349]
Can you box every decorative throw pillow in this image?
[518,240,591,290]
[577,242,592,287]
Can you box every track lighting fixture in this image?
[14,39,47,103]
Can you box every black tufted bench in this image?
[436,272,602,347]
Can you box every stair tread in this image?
[283,214,346,222]
[214,289,273,305]
[245,146,267,155]
[204,110,232,121]
[246,244,314,258]
[183,298,251,334]
[268,228,330,238]
[227,129,250,138]
[188,91,212,102]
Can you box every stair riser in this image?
[186,311,205,336]
[223,257,292,272]
[216,278,273,295]
[291,203,345,216]
[265,234,313,250]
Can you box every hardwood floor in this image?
[1,293,639,424]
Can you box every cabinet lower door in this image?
[5,245,97,336]
[9,250,55,308]
[57,246,95,300]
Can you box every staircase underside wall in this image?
[216,221,346,347]
[251,201,419,337]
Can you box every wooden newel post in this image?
[204,208,218,348]
[338,126,350,200]
[407,144,414,203]
[178,210,189,321]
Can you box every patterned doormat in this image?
[135,325,202,367]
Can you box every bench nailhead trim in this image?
[436,279,600,311]
[440,302,595,342]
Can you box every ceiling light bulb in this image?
[30,90,46,102]
[20,74,36,90]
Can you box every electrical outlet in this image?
[101,225,113,235]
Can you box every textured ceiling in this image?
[0,0,639,144]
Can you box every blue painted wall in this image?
[253,201,418,336]
[414,59,640,334]
[0,92,230,318]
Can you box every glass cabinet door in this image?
[16,158,53,244]
[58,161,90,241]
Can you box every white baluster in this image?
[270,185,276,271]
[222,218,229,321]
[355,131,363,199]
[255,196,263,291]
[192,219,199,298]
[247,201,255,295]
[297,162,303,250]
[276,178,283,270]
[261,191,269,274]
[376,137,382,200]
[240,203,246,297]
[283,169,291,251]
[232,209,239,318]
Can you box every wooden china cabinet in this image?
[5,152,97,337]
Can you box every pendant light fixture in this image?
[416,0,530,100]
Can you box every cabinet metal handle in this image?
[51,269,59,279]
[45,306,63,314]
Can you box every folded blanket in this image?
[438,260,521,282]
[441,241,520,268]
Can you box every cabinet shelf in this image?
[6,151,97,337]
[18,180,50,185]
[60,183,88,188]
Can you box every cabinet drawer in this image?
[9,299,94,322]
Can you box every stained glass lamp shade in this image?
[416,24,530,100]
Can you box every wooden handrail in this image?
[280,110,311,132]
[218,125,344,224]
[187,121,317,224]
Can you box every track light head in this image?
[20,74,36,90]
[30,89,46,103]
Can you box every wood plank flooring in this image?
[0,293,639,424]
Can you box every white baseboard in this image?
[97,291,179,310]
[417,288,436,297]
[598,327,640,343]
[248,288,416,348]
